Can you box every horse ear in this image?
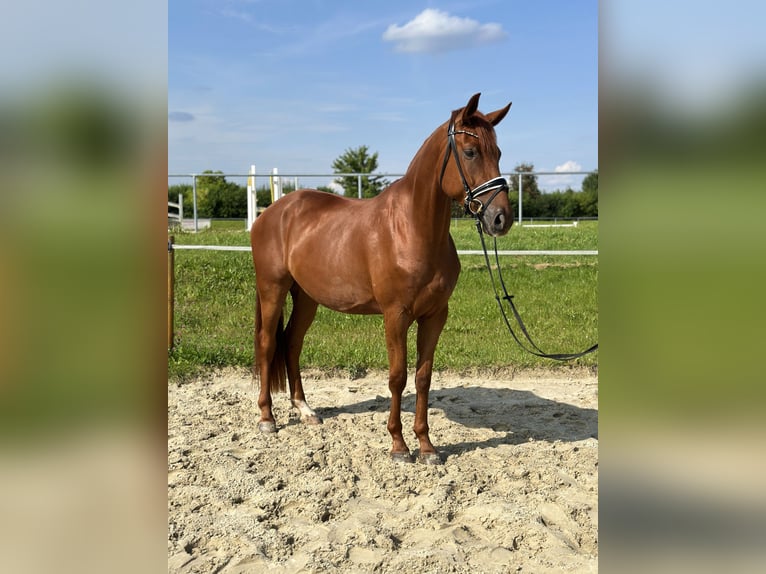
[461,93,481,121]
[486,102,512,126]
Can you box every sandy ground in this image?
[168,368,598,573]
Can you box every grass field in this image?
[168,218,598,380]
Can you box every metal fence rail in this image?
[166,239,597,349]
[168,169,597,232]
[170,244,598,256]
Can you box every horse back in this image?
[251,190,383,312]
[251,189,459,317]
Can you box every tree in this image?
[331,145,389,198]
[202,180,247,218]
[579,170,598,216]
[509,162,541,200]
[582,170,598,195]
[168,183,192,211]
[195,170,247,218]
[256,185,272,209]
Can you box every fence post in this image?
[357,174,362,199]
[168,235,175,350]
[271,167,281,202]
[192,174,198,232]
[246,164,256,231]
[518,173,523,225]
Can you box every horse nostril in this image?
[494,212,505,230]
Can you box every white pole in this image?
[192,174,198,232]
[272,167,281,201]
[247,164,256,230]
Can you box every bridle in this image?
[439,116,598,362]
[439,118,509,217]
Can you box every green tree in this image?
[195,170,247,218]
[580,170,598,216]
[509,162,541,201]
[168,183,192,213]
[559,187,578,218]
[508,162,541,217]
[256,185,272,209]
[194,170,221,215]
[582,170,598,195]
[331,145,389,198]
[202,180,247,218]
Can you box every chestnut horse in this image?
[251,93,512,464]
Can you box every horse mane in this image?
[399,105,498,184]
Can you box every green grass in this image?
[210,219,250,231]
[168,218,598,380]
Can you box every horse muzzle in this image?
[480,206,513,237]
[465,177,513,237]
[479,203,512,236]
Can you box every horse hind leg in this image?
[254,283,290,433]
[286,284,322,425]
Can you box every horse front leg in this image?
[414,306,449,465]
[384,310,414,463]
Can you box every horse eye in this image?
[463,148,477,159]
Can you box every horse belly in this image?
[306,277,381,314]
[289,254,381,314]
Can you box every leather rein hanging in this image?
[440,118,598,361]
[474,223,599,361]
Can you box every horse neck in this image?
[395,128,454,245]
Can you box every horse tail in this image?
[254,292,288,394]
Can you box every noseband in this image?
[439,119,509,217]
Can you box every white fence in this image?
[169,243,597,256]
[167,193,183,227]
[167,169,597,232]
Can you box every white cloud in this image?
[382,9,507,54]
[539,161,586,191]
[555,160,582,173]
[327,181,345,195]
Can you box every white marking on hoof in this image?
[291,399,322,425]
[390,451,414,464]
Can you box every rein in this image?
[439,115,597,361]
[473,219,598,361]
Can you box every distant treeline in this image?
[168,168,598,220]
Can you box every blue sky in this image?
[169,0,597,190]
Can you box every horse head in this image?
[440,93,513,237]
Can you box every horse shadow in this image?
[316,382,598,457]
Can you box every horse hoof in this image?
[258,421,277,434]
[418,452,442,465]
[302,414,323,426]
[390,451,414,464]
